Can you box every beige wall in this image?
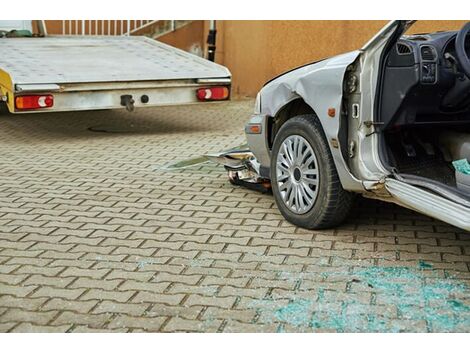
[214,20,468,97]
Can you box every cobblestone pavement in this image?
[0,99,469,333]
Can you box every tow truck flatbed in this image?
[0,36,231,113]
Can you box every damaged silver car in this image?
[212,20,470,232]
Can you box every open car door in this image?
[347,20,412,182]
[353,20,470,231]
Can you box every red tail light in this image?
[196,86,230,101]
[15,95,54,110]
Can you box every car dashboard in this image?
[378,30,470,129]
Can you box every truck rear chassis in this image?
[0,36,231,113]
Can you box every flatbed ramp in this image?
[0,36,231,113]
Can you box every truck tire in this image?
[0,102,9,114]
[270,114,355,229]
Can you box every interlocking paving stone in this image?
[0,99,469,332]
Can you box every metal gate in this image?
[60,20,177,36]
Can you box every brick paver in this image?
[0,99,469,332]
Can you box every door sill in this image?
[385,178,470,232]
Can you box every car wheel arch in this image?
[267,96,347,159]
[264,96,363,193]
[267,97,316,150]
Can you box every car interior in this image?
[377,22,470,200]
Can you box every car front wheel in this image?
[270,114,355,229]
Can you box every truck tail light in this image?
[15,95,54,110]
[196,86,229,101]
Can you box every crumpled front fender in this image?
[251,50,364,192]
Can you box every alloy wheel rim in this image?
[276,134,319,214]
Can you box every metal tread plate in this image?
[0,36,231,87]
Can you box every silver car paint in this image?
[248,21,405,192]
[385,179,470,231]
[245,20,470,232]
[248,50,364,192]
[351,22,403,182]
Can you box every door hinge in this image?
[363,121,384,128]
[348,141,356,158]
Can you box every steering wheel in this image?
[455,21,470,79]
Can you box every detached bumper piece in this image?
[205,149,271,194]
[227,168,271,194]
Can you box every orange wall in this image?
[215,20,468,97]
[159,21,204,55]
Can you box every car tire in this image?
[270,114,355,229]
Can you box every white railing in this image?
[61,20,173,36]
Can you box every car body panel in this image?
[249,50,365,191]
[243,20,470,232]
[385,179,470,232]
[249,21,409,192]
